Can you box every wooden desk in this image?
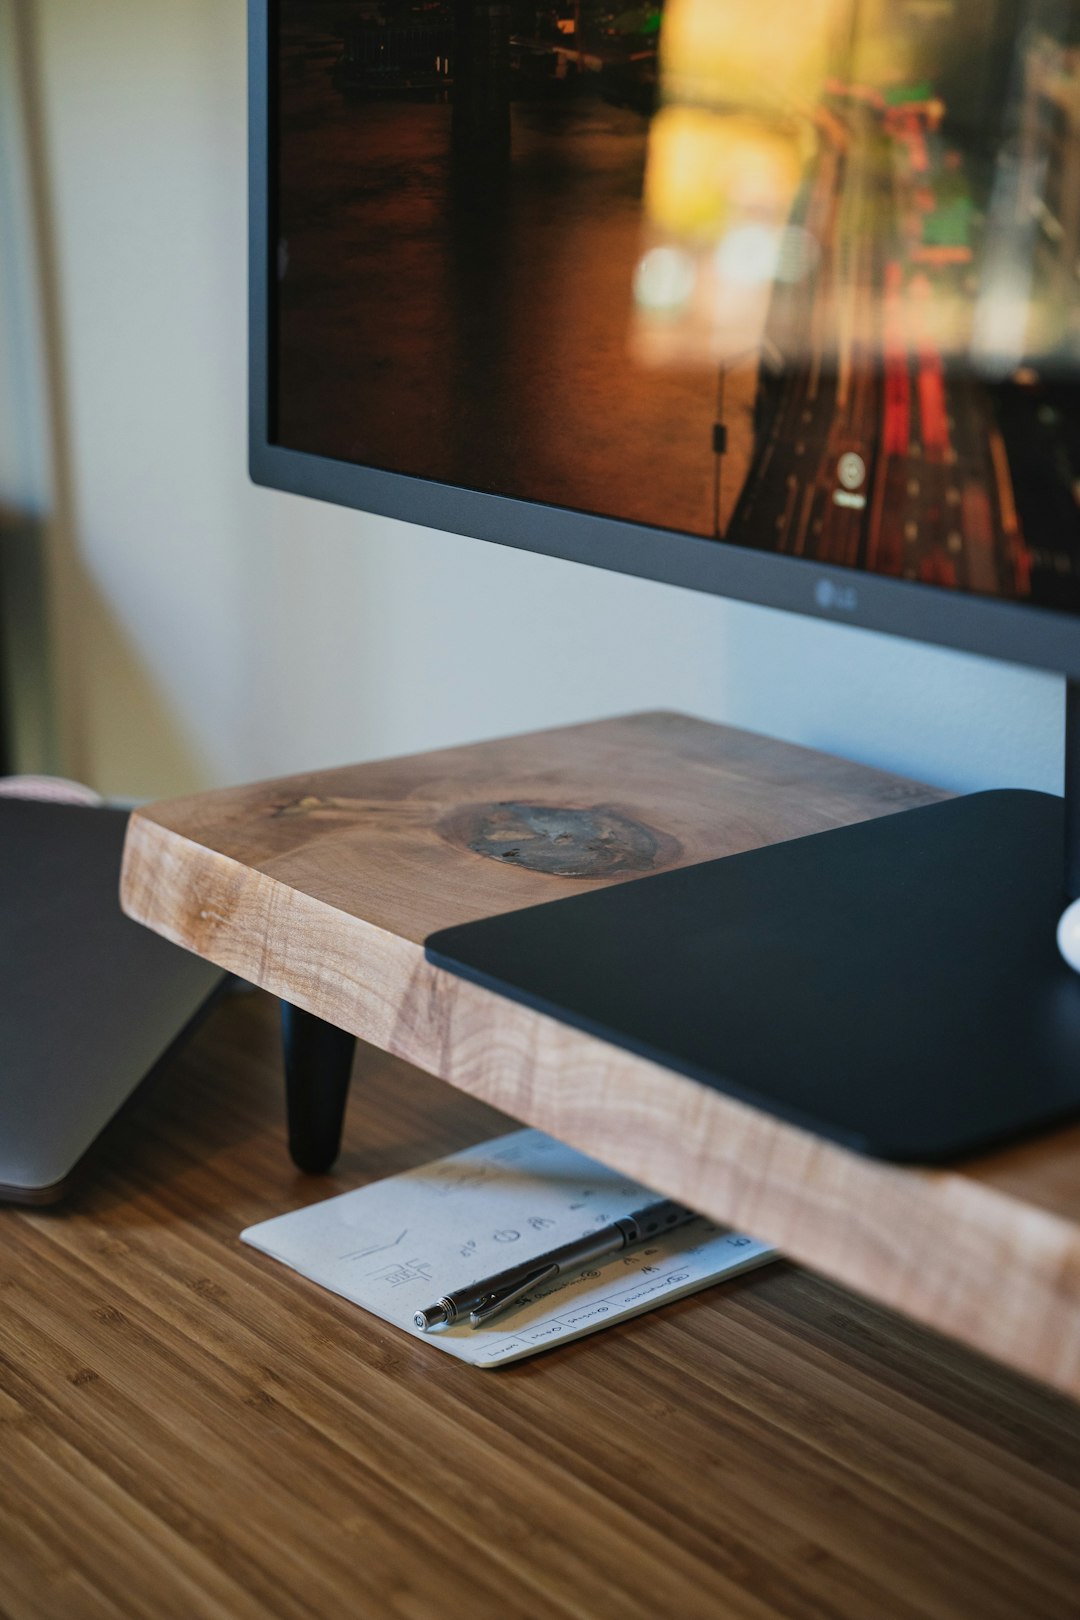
[2,989,1079,1620]
[119,712,1080,1398]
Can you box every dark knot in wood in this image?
[438,801,680,879]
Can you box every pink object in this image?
[0,776,102,806]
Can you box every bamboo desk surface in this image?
[119,712,1080,1399]
[2,988,1079,1620]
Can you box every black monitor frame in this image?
[248,0,1080,682]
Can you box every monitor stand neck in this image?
[1066,679,1080,900]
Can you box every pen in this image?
[413,1198,697,1330]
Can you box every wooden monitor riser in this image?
[119,711,1080,1399]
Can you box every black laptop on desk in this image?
[0,797,226,1202]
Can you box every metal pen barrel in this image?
[415,1227,625,1329]
[414,1199,696,1330]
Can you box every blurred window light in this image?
[715,225,783,286]
[634,245,698,312]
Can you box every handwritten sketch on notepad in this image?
[242,1130,777,1368]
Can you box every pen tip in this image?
[414,1304,448,1331]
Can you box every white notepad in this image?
[242,1129,777,1367]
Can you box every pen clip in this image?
[469,1262,560,1328]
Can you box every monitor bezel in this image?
[249,0,1080,680]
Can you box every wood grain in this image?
[119,712,1080,1399]
[1,988,1079,1620]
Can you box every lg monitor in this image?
[250,0,1080,1158]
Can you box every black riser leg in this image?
[280,1003,357,1174]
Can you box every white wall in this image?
[0,6,47,517]
[6,0,1065,801]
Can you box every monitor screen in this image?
[252,0,1080,672]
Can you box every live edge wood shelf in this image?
[120,711,1080,1401]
